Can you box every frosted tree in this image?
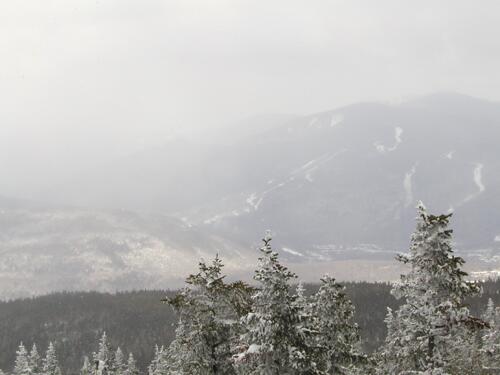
[481,298,500,372]
[93,332,115,375]
[14,343,30,375]
[43,342,61,375]
[148,345,165,375]
[236,232,318,374]
[114,348,126,375]
[29,344,42,375]
[163,255,253,374]
[378,202,482,374]
[81,356,92,375]
[310,275,364,374]
[125,353,138,375]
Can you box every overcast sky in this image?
[1,0,500,196]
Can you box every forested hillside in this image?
[1,280,498,374]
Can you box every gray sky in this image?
[1,0,500,196]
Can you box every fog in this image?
[2,0,500,196]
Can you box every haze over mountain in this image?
[1,93,499,299]
[40,93,500,250]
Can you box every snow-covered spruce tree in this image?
[236,232,319,374]
[148,345,169,375]
[29,344,42,375]
[114,348,126,375]
[81,356,92,375]
[125,353,138,375]
[93,332,115,375]
[378,202,482,374]
[14,343,30,375]
[481,298,500,372]
[43,342,61,375]
[310,275,365,374]
[162,255,253,374]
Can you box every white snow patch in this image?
[291,149,347,182]
[308,117,319,127]
[374,126,403,153]
[282,247,304,257]
[247,344,261,354]
[204,214,222,225]
[246,193,263,211]
[180,217,193,228]
[470,269,500,280]
[374,142,386,153]
[494,235,500,242]
[240,150,348,213]
[474,163,485,193]
[330,114,344,127]
[203,209,241,224]
[304,167,318,182]
[403,164,417,207]
[445,151,455,160]
[393,127,403,147]
[461,163,485,204]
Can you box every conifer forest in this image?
[2,204,500,374]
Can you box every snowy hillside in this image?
[0,197,250,299]
[40,94,500,254]
[3,93,500,298]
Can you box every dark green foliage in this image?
[0,291,178,375]
[0,280,498,374]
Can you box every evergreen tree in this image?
[481,298,500,372]
[93,332,114,375]
[311,275,364,374]
[147,345,169,375]
[114,348,126,375]
[125,353,138,375]
[236,232,317,374]
[147,345,160,375]
[14,343,30,375]
[29,344,41,375]
[378,203,482,374]
[163,255,252,374]
[43,342,61,375]
[80,356,92,375]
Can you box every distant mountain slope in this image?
[0,197,250,299]
[189,93,500,257]
[3,93,500,298]
[41,93,500,252]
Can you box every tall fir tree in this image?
[310,275,364,374]
[80,356,92,375]
[114,348,126,375]
[29,344,42,375]
[93,332,115,375]
[163,255,252,374]
[236,232,318,374]
[43,342,61,375]
[14,343,30,375]
[148,345,171,375]
[378,202,482,374]
[125,353,138,375]
[481,298,500,372]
